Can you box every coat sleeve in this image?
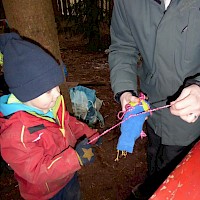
[108,0,140,96]
[67,114,97,139]
[0,122,81,185]
[184,75,200,88]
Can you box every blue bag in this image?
[69,85,104,127]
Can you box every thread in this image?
[88,104,171,144]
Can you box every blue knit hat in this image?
[0,32,64,102]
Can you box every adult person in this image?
[108,0,200,198]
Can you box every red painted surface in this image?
[150,141,200,200]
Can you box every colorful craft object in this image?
[116,99,150,159]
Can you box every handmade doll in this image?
[115,97,150,161]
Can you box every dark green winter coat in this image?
[109,0,200,145]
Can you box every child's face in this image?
[24,86,60,113]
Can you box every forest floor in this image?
[0,35,148,200]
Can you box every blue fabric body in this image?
[117,101,150,153]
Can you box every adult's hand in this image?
[120,92,139,111]
[170,85,200,123]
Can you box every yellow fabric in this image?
[129,100,149,111]
[141,100,150,111]
[129,101,138,107]
[7,94,21,104]
[76,152,83,166]
[82,148,94,161]
[0,51,3,66]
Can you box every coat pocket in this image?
[183,7,200,61]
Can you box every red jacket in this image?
[0,95,97,199]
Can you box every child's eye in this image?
[46,89,52,94]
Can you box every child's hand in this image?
[75,138,95,166]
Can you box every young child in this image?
[0,32,99,200]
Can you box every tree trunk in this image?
[2,0,73,113]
